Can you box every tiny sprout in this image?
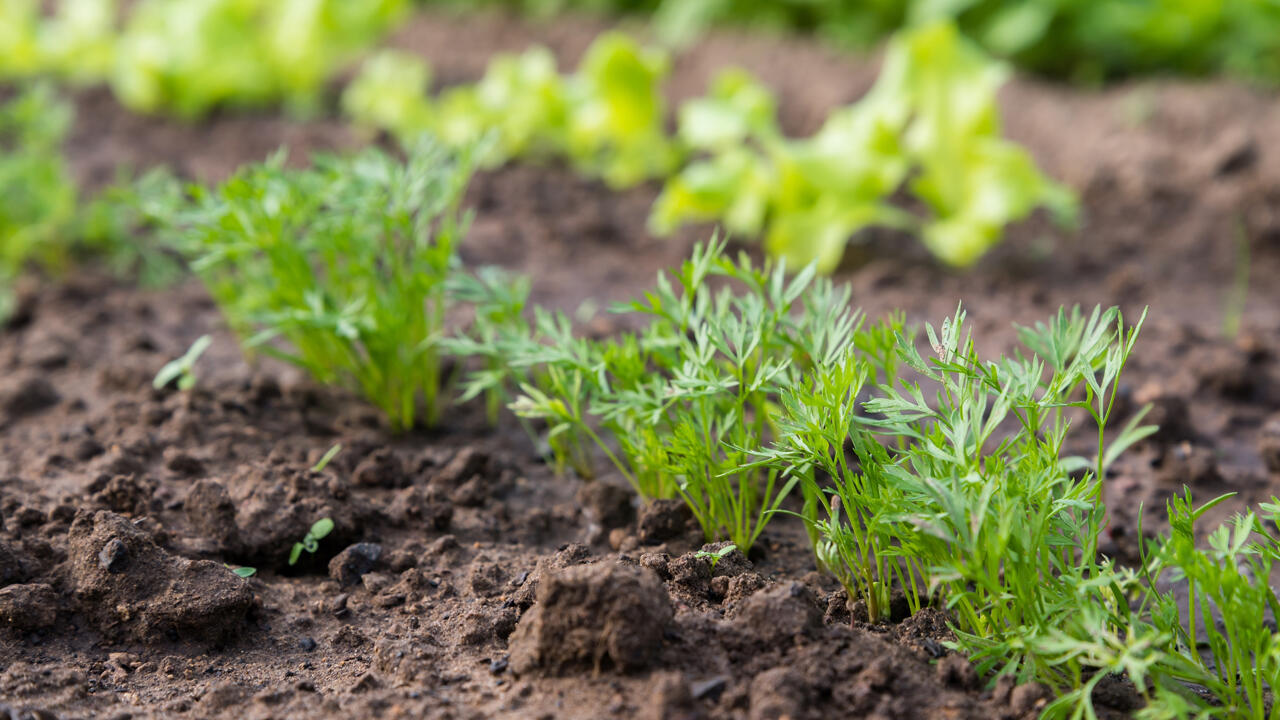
[226,565,257,578]
[153,334,213,391]
[289,518,335,566]
[311,443,343,473]
[694,544,737,571]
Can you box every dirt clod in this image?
[510,561,672,675]
[936,654,977,689]
[1009,682,1050,715]
[644,672,703,720]
[0,584,59,632]
[69,510,254,643]
[749,667,810,720]
[577,482,635,530]
[638,499,696,545]
[732,582,822,643]
[0,374,60,420]
[353,448,406,488]
[1156,442,1223,487]
[184,479,238,549]
[0,541,25,586]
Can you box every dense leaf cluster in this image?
[345,24,1071,270]
[158,138,476,431]
[0,0,408,116]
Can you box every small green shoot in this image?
[310,443,343,473]
[225,564,257,578]
[693,544,737,571]
[288,518,334,566]
[152,334,212,391]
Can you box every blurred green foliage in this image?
[345,33,678,188]
[0,83,191,321]
[423,0,1280,84]
[653,22,1075,271]
[347,25,1071,270]
[0,0,409,117]
[0,83,76,320]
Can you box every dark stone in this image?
[98,539,129,573]
[328,543,382,587]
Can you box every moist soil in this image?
[4,8,1280,720]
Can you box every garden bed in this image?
[2,9,1280,719]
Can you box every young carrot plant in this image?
[440,266,534,426]
[760,305,1153,674]
[1133,491,1280,720]
[162,137,477,432]
[499,237,893,553]
[869,307,1150,668]
[78,166,187,288]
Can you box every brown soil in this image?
[4,8,1280,720]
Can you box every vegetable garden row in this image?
[2,2,1280,719]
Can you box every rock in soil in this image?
[329,543,383,587]
[510,561,672,675]
[68,510,254,643]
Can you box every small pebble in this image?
[690,676,728,702]
[98,538,129,573]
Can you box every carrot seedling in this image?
[500,237,899,553]
[153,335,212,391]
[693,544,737,571]
[288,518,334,566]
[163,137,477,432]
[310,444,343,473]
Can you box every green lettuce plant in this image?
[344,32,678,188]
[2,0,409,117]
[0,0,118,83]
[653,21,1076,271]
[112,0,408,117]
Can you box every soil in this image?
[4,8,1280,720]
